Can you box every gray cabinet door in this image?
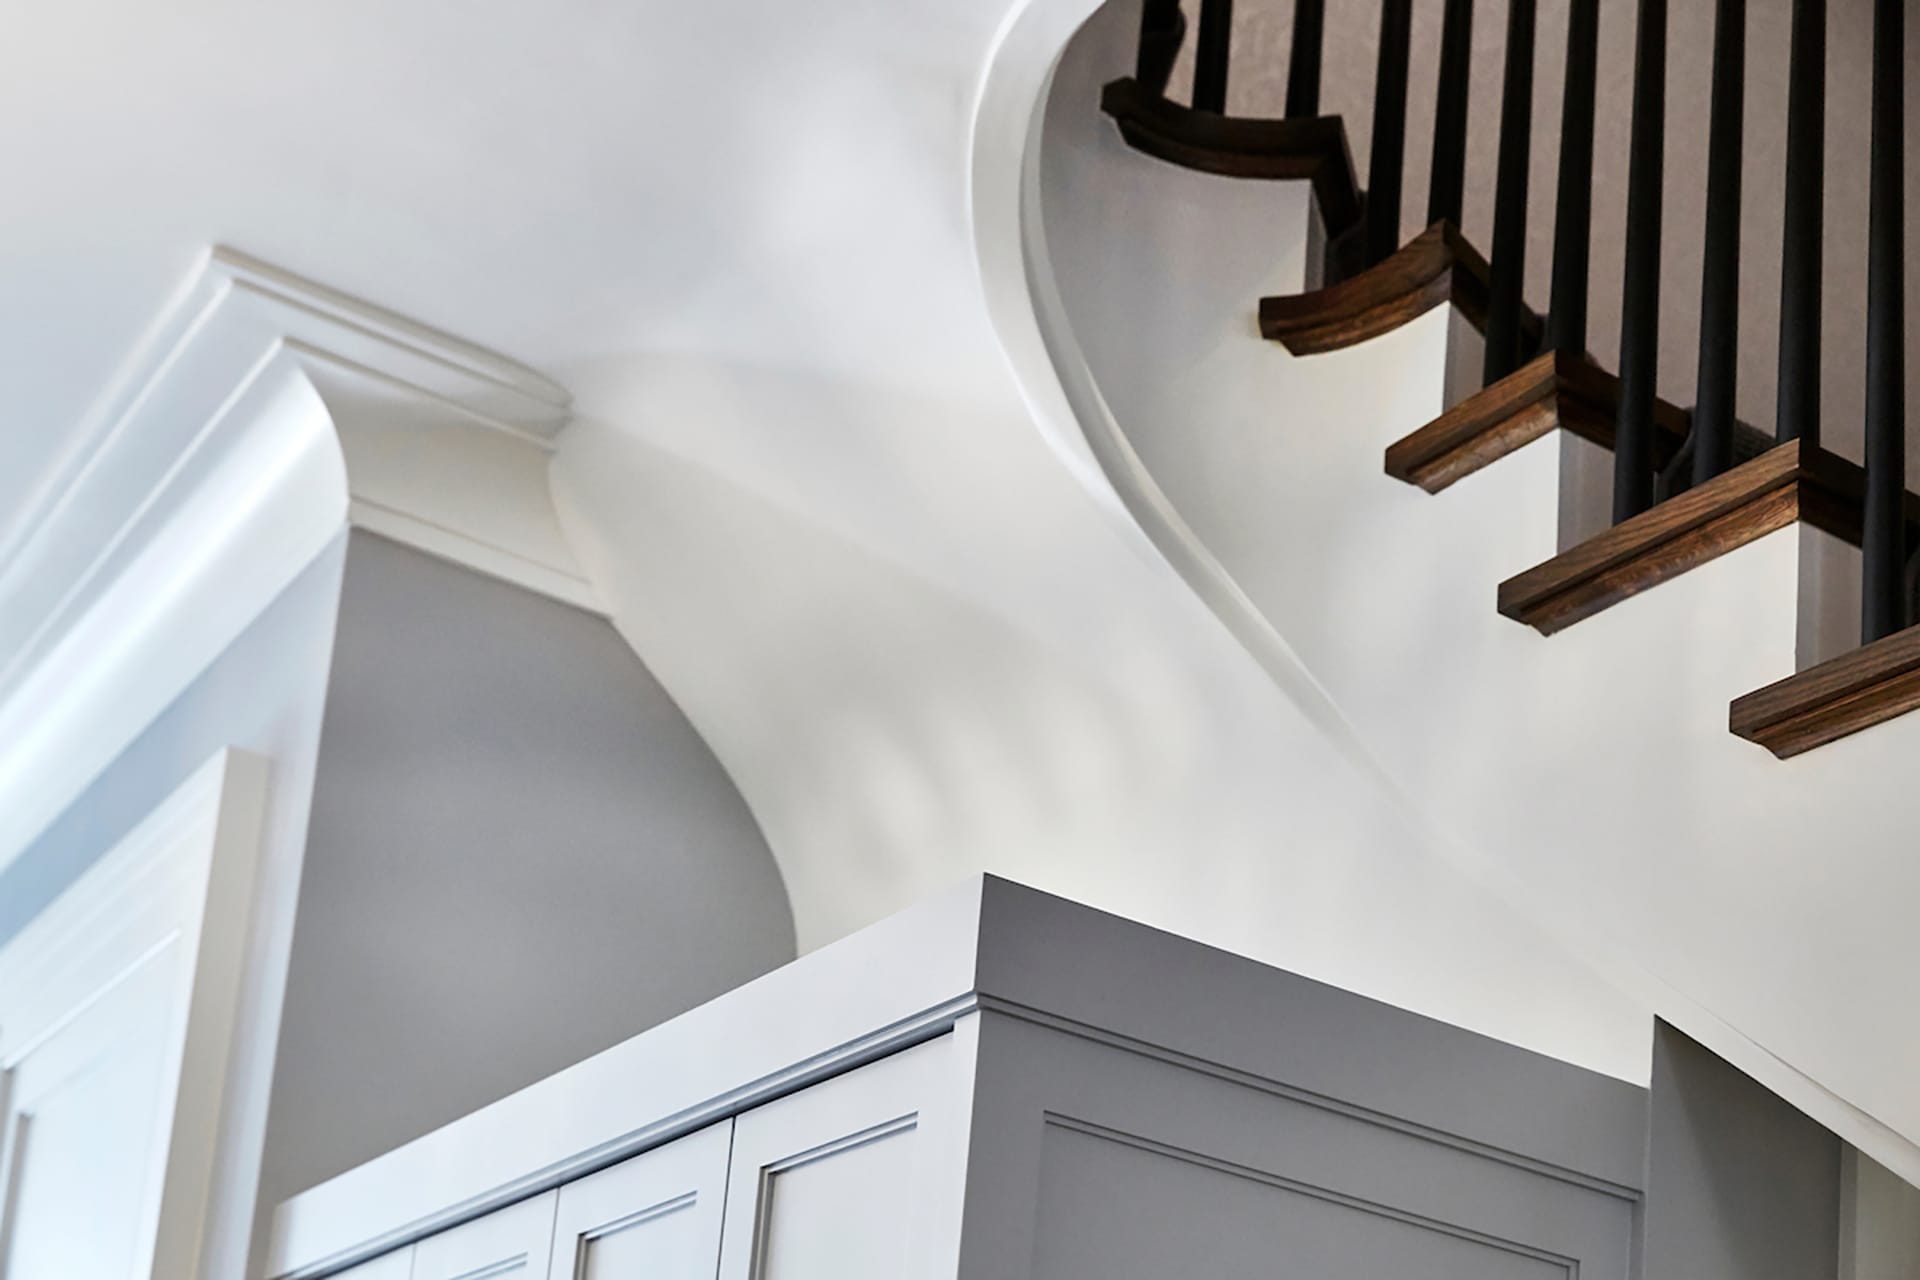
[959,1012,1639,1280]
[547,1121,732,1280]
[411,1190,557,1280]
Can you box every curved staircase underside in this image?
[1031,0,1920,1184]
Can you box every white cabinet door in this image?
[546,1121,731,1280]
[716,1033,973,1280]
[0,753,271,1280]
[333,1247,412,1280]
[412,1190,557,1280]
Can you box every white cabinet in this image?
[548,1120,731,1280]
[0,754,273,1280]
[330,1250,411,1280]
[412,1191,557,1280]
[717,1037,969,1280]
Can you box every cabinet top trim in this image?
[268,876,1647,1280]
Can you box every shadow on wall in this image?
[262,531,797,1201]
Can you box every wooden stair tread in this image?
[1258,222,1543,357]
[1731,625,1920,758]
[1385,351,1691,493]
[1498,441,1846,635]
[1497,441,1920,636]
[1098,78,1362,235]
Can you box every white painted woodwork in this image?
[717,1035,973,1280]
[0,249,594,886]
[330,1250,412,1280]
[270,878,1643,1280]
[411,1191,558,1280]
[547,1119,731,1280]
[0,751,271,1280]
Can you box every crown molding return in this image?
[0,249,594,874]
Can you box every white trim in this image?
[0,249,599,876]
[0,750,272,1280]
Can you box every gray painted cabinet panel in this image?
[1033,1122,1560,1280]
[958,1012,1637,1280]
[273,880,1649,1280]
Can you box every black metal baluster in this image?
[1286,0,1327,119]
[1427,0,1474,227]
[1483,0,1537,385]
[1612,0,1667,524]
[1776,0,1824,446]
[1364,0,1414,265]
[1193,0,1234,114]
[1544,0,1598,356]
[1690,0,1745,486]
[1863,0,1905,642]
[1136,0,1188,98]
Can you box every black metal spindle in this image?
[1427,0,1474,227]
[1136,0,1188,98]
[1483,0,1537,385]
[1193,0,1234,114]
[1612,0,1667,524]
[1690,0,1745,486]
[1286,0,1327,119]
[1775,0,1825,446]
[1862,0,1905,642]
[1364,0,1414,266]
[1544,0,1598,355]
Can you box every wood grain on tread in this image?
[1384,351,1691,492]
[1731,626,1920,757]
[1496,441,1864,635]
[1258,222,1541,356]
[1099,78,1362,236]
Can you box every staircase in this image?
[1031,0,1920,1224]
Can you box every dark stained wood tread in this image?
[1731,625,1920,758]
[1497,440,1876,635]
[1385,351,1692,493]
[1258,222,1542,357]
[1099,78,1362,237]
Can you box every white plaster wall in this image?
[1034,0,1920,1176]
[549,0,1650,1092]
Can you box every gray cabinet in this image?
[270,878,1648,1280]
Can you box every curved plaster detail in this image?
[0,249,596,871]
[550,0,1649,1102]
[1018,0,1920,1179]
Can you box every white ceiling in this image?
[0,0,976,553]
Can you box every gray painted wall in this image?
[1641,1019,1843,1280]
[1167,0,1920,482]
[259,532,795,1206]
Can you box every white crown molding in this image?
[0,249,598,874]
